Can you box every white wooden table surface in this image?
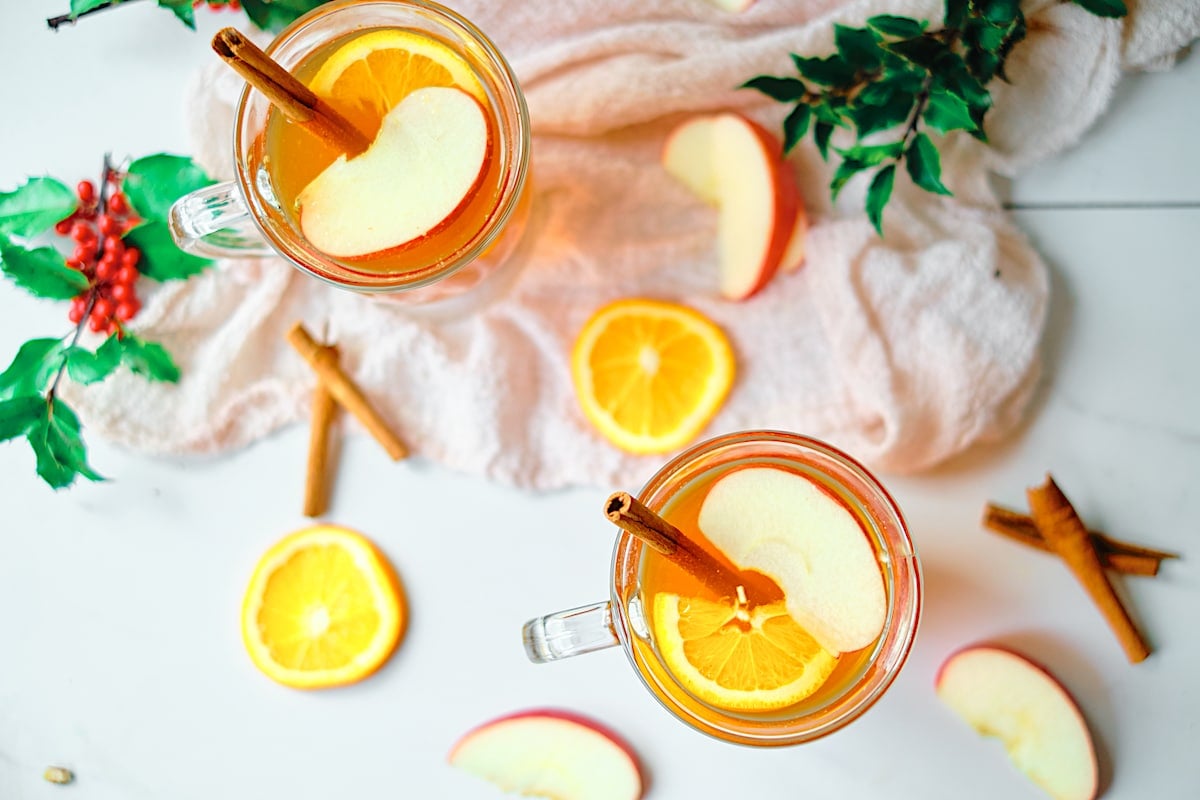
[1,3,1197,799]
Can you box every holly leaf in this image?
[837,141,904,167]
[982,0,1022,25]
[0,241,90,299]
[884,36,946,69]
[782,103,812,152]
[241,0,327,33]
[157,0,196,29]
[27,398,103,488]
[833,25,883,68]
[814,121,835,161]
[0,177,77,240]
[123,154,213,222]
[867,15,927,39]
[63,336,122,385]
[865,165,895,236]
[0,338,65,400]
[70,0,113,16]
[905,132,951,196]
[1071,0,1127,18]
[0,396,44,443]
[123,221,213,282]
[830,159,867,201]
[117,334,180,383]
[850,91,915,137]
[790,54,857,87]
[923,90,978,134]
[741,75,808,103]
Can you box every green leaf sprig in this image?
[48,0,334,34]
[743,0,1127,235]
[0,154,211,489]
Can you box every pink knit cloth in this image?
[66,0,1199,489]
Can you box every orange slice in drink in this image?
[241,525,406,689]
[571,299,735,454]
[308,28,487,139]
[652,592,837,711]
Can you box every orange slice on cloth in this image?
[308,28,486,139]
[242,525,406,689]
[652,592,837,711]
[571,299,735,454]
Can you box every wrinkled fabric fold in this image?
[67,0,1199,488]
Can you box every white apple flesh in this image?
[697,466,886,654]
[937,646,1098,800]
[448,709,644,800]
[662,113,799,301]
[299,86,490,259]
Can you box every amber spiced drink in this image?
[524,432,921,746]
[170,1,530,299]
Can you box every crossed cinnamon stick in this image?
[287,322,408,517]
[983,475,1179,664]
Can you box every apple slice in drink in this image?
[662,113,799,301]
[448,709,644,800]
[697,466,886,654]
[299,86,490,259]
[937,646,1099,800]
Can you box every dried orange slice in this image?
[241,525,405,689]
[652,592,837,711]
[571,299,735,454]
[308,28,486,139]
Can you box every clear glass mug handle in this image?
[522,601,620,663]
[168,180,277,259]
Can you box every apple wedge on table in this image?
[937,645,1099,800]
[662,112,804,300]
[449,709,644,800]
[298,86,491,259]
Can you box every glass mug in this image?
[168,0,532,301]
[523,431,923,746]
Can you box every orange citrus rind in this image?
[652,592,837,711]
[571,298,735,455]
[241,524,406,689]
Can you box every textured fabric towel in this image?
[67,0,1199,489]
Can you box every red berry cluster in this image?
[192,0,242,10]
[57,177,143,335]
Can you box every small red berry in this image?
[103,235,124,256]
[115,301,140,321]
[65,256,84,270]
[73,243,97,263]
[55,218,74,235]
[97,214,121,236]
[229,0,241,10]
[115,265,139,286]
[68,296,87,323]
[89,314,108,333]
[70,221,95,243]
[109,283,132,302]
[95,260,118,281]
[121,248,140,268]
[92,298,114,319]
[76,180,96,203]
[108,192,130,216]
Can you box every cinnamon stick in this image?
[1027,476,1151,663]
[303,345,339,517]
[982,503,1167,577]
[287,323,408,461]
[604,492,781,603]
[212,28,371,156]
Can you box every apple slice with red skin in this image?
[937,645,1099,800]
[697,465,886,654]
[449,709,644,800]
[779,203,808,273]
[662,113,799,301]
[299,86,490,259]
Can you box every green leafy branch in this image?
[743,0,1127,235]
[48,0,333,33]
[0,154,214,489]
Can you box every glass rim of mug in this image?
[610,430,923,746]
[232,0,531,293]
